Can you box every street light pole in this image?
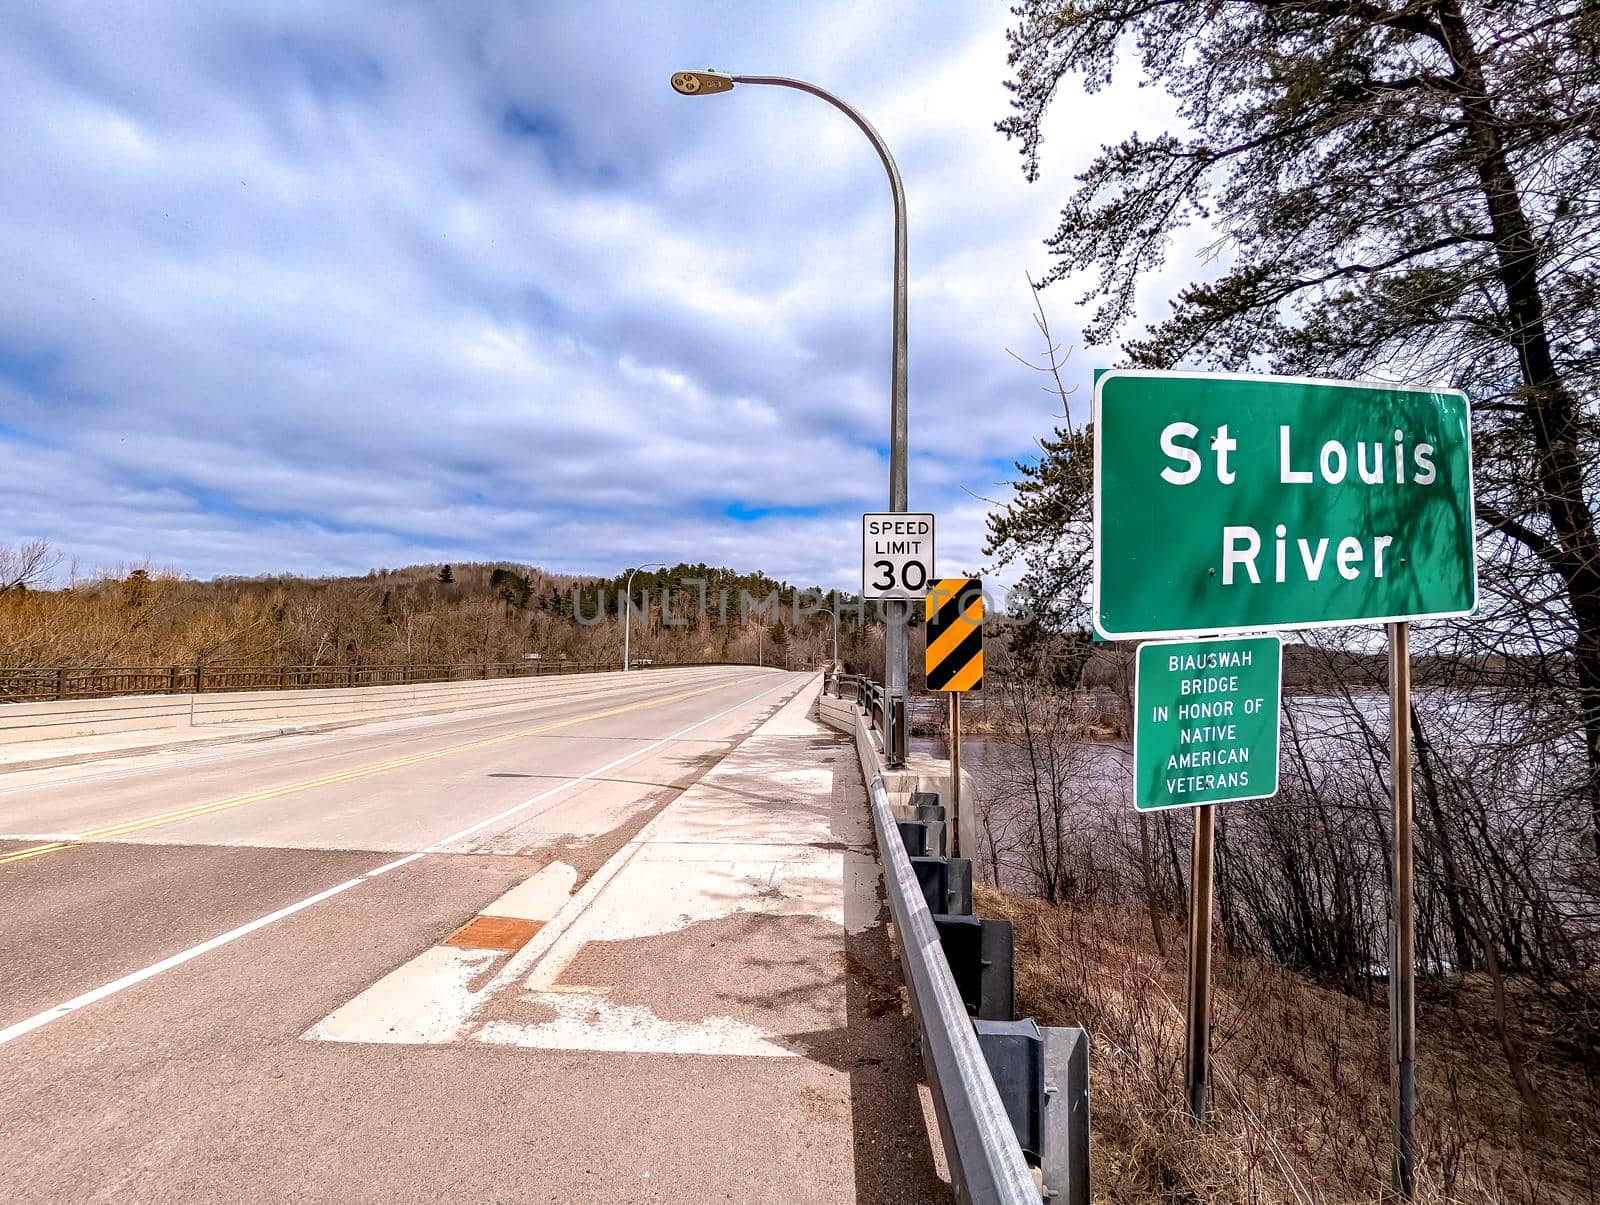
[670,70,910,750]
[622,563,666,672]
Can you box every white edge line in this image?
[0,672,795,1049]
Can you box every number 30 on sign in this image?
[861,512,935,600]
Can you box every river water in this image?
[912,687,1586,903]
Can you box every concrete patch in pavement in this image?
[306,945,505,1044]
[303,858,577,1044]
[477,996,796,1057]
[482,859,576,919]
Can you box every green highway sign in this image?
[1134,635,1281,811]
[1093,371,1476,639]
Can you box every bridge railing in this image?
[0,658,757,704]
[828,670,912,765]
[827,671,883,733]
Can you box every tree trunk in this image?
[1411,708,1476,974]
[1137,813,1167,956]
[1438,0,1600,861]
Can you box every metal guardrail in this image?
[829,672,881,729]
[829,671,908,767]
[0,658,756,704]
[868,773,1044,1204]
[832,673,1090,1203]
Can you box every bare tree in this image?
[0,539,61,594]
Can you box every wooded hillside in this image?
[0,549,880,674]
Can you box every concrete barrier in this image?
[0,665,751,745]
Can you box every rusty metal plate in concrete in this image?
[444,915,542,951]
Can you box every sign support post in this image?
[1389,621,1417,1198]
[1091,369,1475,1165]
[1183,803,1216,1119]
[925,576,983,857]
[948,692,962,859]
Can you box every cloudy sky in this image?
[1,0,1183,589]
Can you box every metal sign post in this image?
[1389,621,1417,1198]
[1132,634,1278,1122]
[1132,635,1282,812]
[926,577,983,860]
[1183,803,1216,1118]
[948,692,962,859]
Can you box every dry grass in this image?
[977,885,1599,1204]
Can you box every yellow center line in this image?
[0,677,748,867]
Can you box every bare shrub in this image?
[982,886,1599,1203]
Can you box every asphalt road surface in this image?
[0,667,946,1203]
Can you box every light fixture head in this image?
[670,70,734,97]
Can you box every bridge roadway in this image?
[0,667,947,1202]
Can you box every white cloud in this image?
[0,0,1202,590]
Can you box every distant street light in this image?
[622,563,666,671]
[671,68,910,761]
[823,599,840,672]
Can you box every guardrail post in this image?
[933,913,1015,1021]
[194,665,205,693]
[898,821,929,858]
[908,791,946,856]
[895,800,945,858]
[168,665,179,694]
[888,695,908,768]
[911,856,972,916]
[973,1019,1045,1165]
[55,666,67,700]
[1041,1026,1091,1205]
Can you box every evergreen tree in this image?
[1000,0,1600,853]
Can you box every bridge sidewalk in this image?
[309,673,951,1201]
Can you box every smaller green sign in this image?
[1133,635,1282,811]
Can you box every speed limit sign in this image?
[861,512,936,599]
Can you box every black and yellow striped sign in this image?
[925,577,984,692]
